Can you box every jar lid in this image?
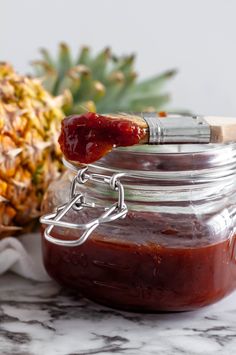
[68,143,236,187]
[89,143,236,173]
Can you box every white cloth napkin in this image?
[0,233,51,281]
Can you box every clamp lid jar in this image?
[41,143,236,312]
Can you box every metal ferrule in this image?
[141,113,211,144]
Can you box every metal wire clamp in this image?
[40,166,128,247]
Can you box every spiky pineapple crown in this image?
[32,43,177,114]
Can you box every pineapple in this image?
[32,43,177,114]
[0,63,67,236]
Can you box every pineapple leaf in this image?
[111,54,135,76]
[127,70,177,99]
[40,48,55,67]
[92,81,106,102]
[72,100,96,114]
[32,44,179,114]
[57,71,81,97]
[73,70,92,102]
[77,46,91,66]
[111,72,137,104]
[128,94,170,111]
[58,42,72,76]
[42,70,58,93]
[96,81,125,112]
[90,47,111,82]
[53,43,72,95]
[31,60,51,77]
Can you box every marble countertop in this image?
[0,273,235,355]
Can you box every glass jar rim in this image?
[64,143,236,185]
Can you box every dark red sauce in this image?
[58,113,146,164]
[42,212,236,312]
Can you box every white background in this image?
[1,0,236,115]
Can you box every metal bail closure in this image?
[40,166,128,247]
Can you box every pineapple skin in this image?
[32,43,177,114]
[0,63,66,236]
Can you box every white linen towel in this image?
[0,233,51,281]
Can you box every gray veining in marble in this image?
[0,273,235,355]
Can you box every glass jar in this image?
[41,144,236,312]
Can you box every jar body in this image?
[41,145,236,312]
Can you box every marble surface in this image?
[0,274,235,355]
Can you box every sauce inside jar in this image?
[42,211,236,312]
